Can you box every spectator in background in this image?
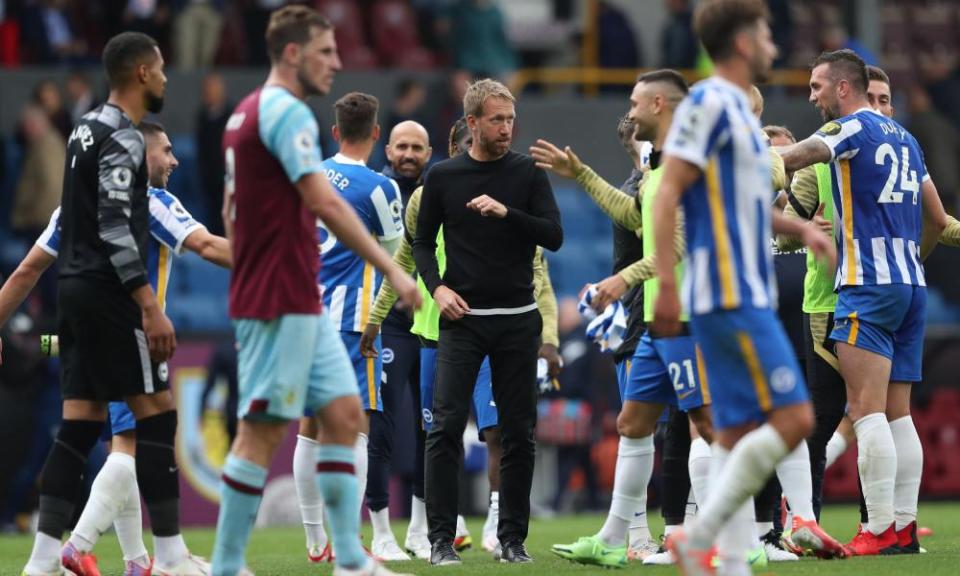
[242,0,284,66]
[767,0,792,68]
[10,105,64,241]
[173,0,223,69]
[909,84,960,212]
[547,297,603,513]
[598,1,641,70]
[196,72,230,235]
[64,71,98,125]
[820,22,878,66]
[122,0,171,47]
[445,0,516,80]
[31,79,71,138]
[660,0,698,69]
[21,0,88,64]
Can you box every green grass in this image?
[2,503,960,575]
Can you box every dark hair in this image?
[448,117,470,157]
[866,64,890,86]
[636,68,689,96]
[762,124,795,143]
[693,0,770,61]
[811,49,869,94]
[266,5,332,63]
[103,32,159,89]
[138,121,166,139]
[334,92,379,142]
[395,77,423,99]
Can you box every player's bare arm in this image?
[777,137,833,172]
[919,178,948,259]
[131,283,176,362]
[0,247,56,364]
[183,228,232,268]
[651,155,699,336]
[297,172,422,312]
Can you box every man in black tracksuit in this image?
[413,79,562,565]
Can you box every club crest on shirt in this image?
[382,347,395,364]
[770,366,796,394]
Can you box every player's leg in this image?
[309,313,394,573]
[887,285,926,552]
[676,309,822,572]
[826,416,855,470]
[615,358,657,556]
[485,311,540,563]
[552,333,666,567]
[66,405,151,574]
[211,315,318,575]
[294,416,329,561]
[803,312,848,521]
[367,331,415,559]
[404,345,436,560]
[641,407,690,566]
[473,358,500,552]
[831,285,910,553]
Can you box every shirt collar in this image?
[333,152,366,166]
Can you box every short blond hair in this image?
[463,78,515,118]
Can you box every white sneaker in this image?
[642,549,675,565]
[627,536,661,561]
[153,553,211,576]
[403,532,431,561]
[333,559,414,576]
[763,541,798,562]
[371,538,411,562]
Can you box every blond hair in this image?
[749,85,764,118]
[463,78,515,118]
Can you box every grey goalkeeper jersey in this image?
[58,103,150,292]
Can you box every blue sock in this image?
[211,454,267,576]
[317,444,366,569]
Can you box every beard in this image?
[297,67,323,97]
[633,120,655,142]
[146,92,164,113]
[478,130,510,158]
[818,100,839,122]
[394,158,423,177]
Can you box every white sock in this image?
[685,488,697,524]
[25,532,61,574]
[825,431,849,469]
[408,496,427,537]
[889,415,923,531]
[598,435,654,547]
[483,492,499,538]
[369,507,394,542]
[688,437,712,512]
[456,514,469,537]
[688,425,789,550]
[355,433,369,513]
[70,452,137,552]
[628,509,651,543]
[293,435,327,549]
[776,441,816,522]
[854,413,897,535]
[154,534,189,569]
[114,468,149,565]
[718,498,755,572]
[756,521,774,535]
[664,524,681,537]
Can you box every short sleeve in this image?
[35,207,62,256]
[149,190,205,254]
[370,177,404,241]
[664,89,727,169]
[259,89,324,184]
[812,116,863,161]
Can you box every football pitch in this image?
[2,503,959,575]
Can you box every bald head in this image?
[386,120,432,179]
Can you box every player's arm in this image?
[651,156,699,335]
[99,129,174,361]
[534,248,562,378]
[183,228,232,268]
[777,137,833,172]
[921,177,948,259]
[608,208,687,303]
[0,246,57,364]
[530,139,642,230]
[772,211,836,270]
[776,166,823,252]
[465,166,563,251]
[939,215,960,248]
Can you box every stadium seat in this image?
[315,0,379,69]
[370,0,436,69]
